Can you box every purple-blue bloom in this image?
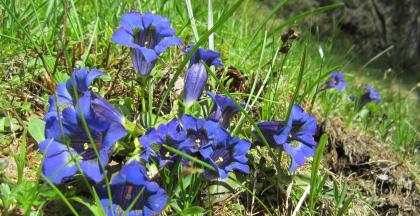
[183,45,223,106]
[97,160,167,216]
[207,91,243,128]
[324,71,346,92]
[112,12,182,76]
[360,85,381,106]
[139,118,189,168]
[204,136,250,179]
[139,114,250,179]
[39,69,127,184]
[66,67,104,93]
[256,104,318,172]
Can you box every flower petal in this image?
[120,12,143,33]
[80,159,104,183]
[111,160,148,186]
[85,69,104,88]
[154,36,182,54]
[42,149,78,184]
[111,28,138,48]
[183,63,207,106]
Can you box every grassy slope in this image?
[0,0,418,215]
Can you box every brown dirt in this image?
[321,117,420,215]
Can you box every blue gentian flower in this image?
[39,70,127,184]
[140,115,228,166]
[66,68,104,93]
[112,12,182,76]
[204,136,250,179]
[139,115,250,179]
[324,72,346,92]
[360,85,381,106]
[139,118,189,168]
[183,45,223,106]
[256,104,318,172]
[97,160,167,216]
[206,91,243,128]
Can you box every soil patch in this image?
[322,117,419,215]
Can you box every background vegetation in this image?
[0,0,418,215]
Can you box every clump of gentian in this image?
[350,85,381,110]
[112,12,182,76]
[207,91,243,128]
[322,71,346,92]
[97,160,167,215]
[39,68,127,184]
[360,85,381,106]
[204,136,251,179]
[139,114,250,179]
[256,104,318,172]
[183,45,223,106]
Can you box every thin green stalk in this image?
[45,94,96,201]
[244,3,343,61]
[69,0,83,41]
[206,65,280,167]
[29,0,52,56]
[231,30,268,134]
[162,144,216,171]
[232,40,281,135]
[208,0,214,50]
[285,45,306,122]
[41,173,79,216]
[309,56,324,113]
[228,176,272,215]
[82,16,98,65]
[69,78,115,216]
[245,0,289,49]
[309,134,328,214]
[185,0,199,42]
[124,187,145,216]
[148,78,154,127]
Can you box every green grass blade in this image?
[82,17,99,65]
[229,176,272,215]
[207,0,214,50]
[309,133,328,214]
[185,0,200,41]
[244,3,343,61]
[206,65,280,166]
[285,45,306,121]
[245,0,289,48]
[162,144,215,171]
[41,173,79,216]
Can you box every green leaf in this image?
[181,206,205,216]
[0,117,6,132]
[27,117,45,144]
[206,176,239,205]
[70,197,104,216]
[54,71,70,83]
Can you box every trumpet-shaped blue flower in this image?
[112,12,182,76]
[97,160,167,216]
[207,91,243,128]
[39,70,127,184]
[256,104,318,172]
[360,85,381,106]
[204,136,250,179]
[140,115,228,166]
[183,45,223,106]
[139,115,250,179]
[66,67,104,93]
[323,71,346,92]
[140,118,189,168]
